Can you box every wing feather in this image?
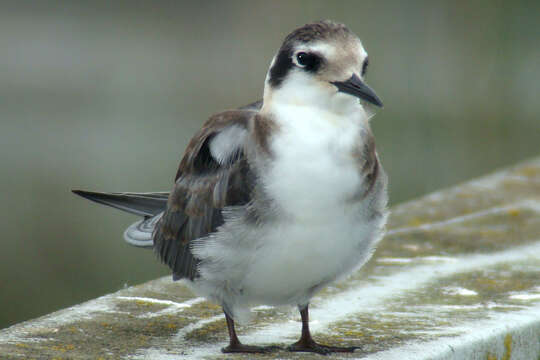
[154,109,258,280]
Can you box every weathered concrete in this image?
[1,157,540,359]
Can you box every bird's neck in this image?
[261,90,370,131]
[262,79,368,119]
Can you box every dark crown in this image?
[267,21,353,88]
[281,20,352,48]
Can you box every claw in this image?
[288,338,358,355]
[222,344,280,353]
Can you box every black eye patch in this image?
[268,47,323,87]
[296,52,321,72]
[268,47,294,87]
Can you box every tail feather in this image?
[72,190,168,217]
[123,214,162,248]
[73,189,170,248]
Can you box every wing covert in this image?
[154,109,257,280]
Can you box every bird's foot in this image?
[221,343,280,354]
[287,338,358,355]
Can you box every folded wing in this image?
[154,109,258,281]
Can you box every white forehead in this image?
[295,39,367,62]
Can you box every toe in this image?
[287,340,358,354]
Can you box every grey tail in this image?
[72,190,169,248]
[72,190,168,217]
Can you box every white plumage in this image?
[191,83,387,323]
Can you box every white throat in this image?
[262,72,371,123]
[260,81,373,223]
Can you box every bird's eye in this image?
[296,52,309,67]
[293,52,321,71]
[362,58,369,77]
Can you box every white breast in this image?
[239,103,382,306]
[264,103,365,219]
[190,102,386,322]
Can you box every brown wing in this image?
[153,109,257,281]
[350,127,380,202]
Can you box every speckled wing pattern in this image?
[153,104,261,281]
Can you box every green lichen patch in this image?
[250,308,291,328]
[431,264,540,306]
[381,207,540,258]
[181,301,222,319]
[1,309,195,359]
[325,313,444,355]
[184,319,228,343]
[378,261,540,332]
[182,307,293,344]
[113,298,169,317]
[470,268,539,299]
[122,282,198,303]
[515,165,540,179]
[387,159,540,233]
[486,334,513,360]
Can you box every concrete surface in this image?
[1,157,539,359]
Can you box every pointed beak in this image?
[330,74,383,107]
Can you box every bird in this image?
[73,20,388,355]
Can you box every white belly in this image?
[190,103,387,322]
[241,210,381,306]
[240,105,379,305]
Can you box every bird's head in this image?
[263,20,382,115]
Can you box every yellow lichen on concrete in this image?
[507,208,520,217]
[181,301,222,319]
[51,343,75,352]
[516,166,540,178]
[407,217,426,227]
[486,334,512,360]
[184,319,227,342]
[135,300,155,307]
[503,334,512,360]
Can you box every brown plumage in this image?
[282,20,352,46]
[350,128,380,201]
[154,107,263,280]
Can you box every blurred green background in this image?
[1,1,539,329]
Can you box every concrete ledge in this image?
[1,157,540,359]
